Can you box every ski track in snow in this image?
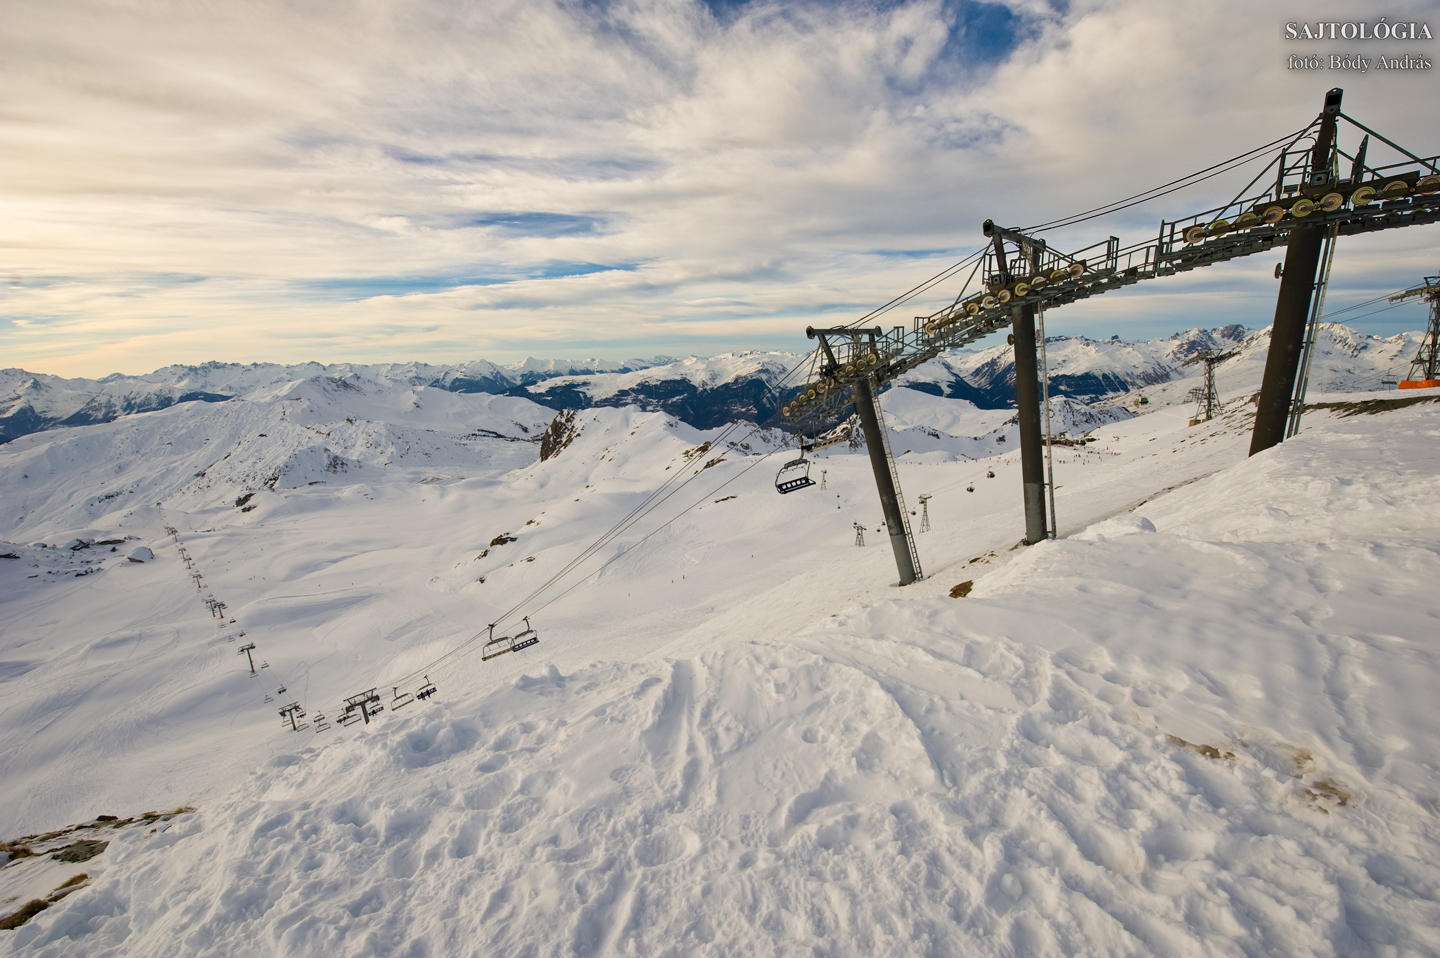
[1,379,1439,956]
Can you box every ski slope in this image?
[1,374,1439,956]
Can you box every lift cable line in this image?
[840,249,990,334]
[781,88,1440,584]
[372,351,824,695]
[479,361,814,626]
[1023,123,1318,234]
[378,432,791,692]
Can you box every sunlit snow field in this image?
[1,372,1438,956]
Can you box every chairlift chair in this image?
[775,453,816,495]
[391,686,415,710]
[967,484,975,493]
[416,676,438,701]
[511,616,540,653]
[481,624,515,661]
[987,470,995,478]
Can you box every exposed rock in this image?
[538,410,580,462]
[49,839,108,863]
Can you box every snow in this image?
[1099,323,1424,413]
[2,364,1439,955]
[526,352,795,402]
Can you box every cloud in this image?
[2,0,1439,375]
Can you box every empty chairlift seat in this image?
[775,456,816,494]
[481,617,541,660]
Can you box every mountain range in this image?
[1,323,1424,444]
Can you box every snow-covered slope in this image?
[897,325,1254,407]
[1100,322,1426,414]
[2,365,1439,954]
[0,359,660,445]
[0,376,555,537]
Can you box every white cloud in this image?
[2,0,1439,375]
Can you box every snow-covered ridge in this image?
[3,324,1426,446]
[0,357,668,444]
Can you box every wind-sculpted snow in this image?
[2,371,1439,954]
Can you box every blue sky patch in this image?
[467,212,608,237]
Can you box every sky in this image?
[3,0,1440,377]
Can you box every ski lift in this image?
[391,686,415,710]
[966,484,975,493]
[276,685,286,695]
[264,693,273,703]
[512,616,540,653]
[481,624,514,661]
[314,713,331,732]
[260,660,270,669]
[987,470,995,478]
[416,676,438,701]
[775,450,816,495]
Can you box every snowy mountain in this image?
[1097,322,1427,414]
[4,324,1427,446]
[2,351,1440,953]
[892,324,1253,407]
[0,358,661,445]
